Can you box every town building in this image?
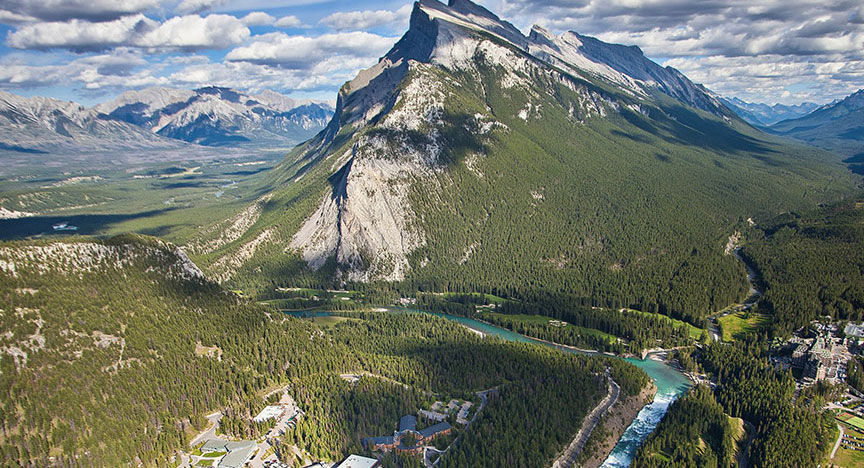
[199,439,257,468]
[363,414,452,454]
[254,405,286,423]
[337,454,379,468]
[419,409,447,422]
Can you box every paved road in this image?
[737,419,756,468]
[831,423,844,460]
[190,412,223,447]
[552,371,620,468]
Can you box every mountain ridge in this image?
[769,89,864,159]
[720,96,820,127]
[0,86,333,152]
[189,0,855,325]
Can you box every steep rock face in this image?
[288,0,667,281]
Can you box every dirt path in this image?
[831,423,844,460]
[552,371,620,468]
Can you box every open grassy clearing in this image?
[838,412,864,432]
[481,312,620,344]
[623,308,705,340]
[831,424,864,467]
[719,311,771,342]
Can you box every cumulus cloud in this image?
[226,31,398,70]
[176,0,227,15]
[7,13,251,51]
[477,0,864,104]
[1,0,159,22]
[319,5,412,32]
[240,12,275,26]
[274,15,303,28]
[0,49,168,91]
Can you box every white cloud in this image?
[0,49,168,91]
[274,15,302,28]
[240,12,275,26]
[176,0,227,15]
[319,5,412,32]
[6,15,157,50]
[7,13,251,51]
[1,0,159,22]
[226,31,398,70]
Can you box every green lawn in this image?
[624,309,705,340]
[482,312,619,344]
[838,412,864,432]
[439,292,509,305]
[832,425,864,467]
[718,312,771,342]
[200,451,226,458]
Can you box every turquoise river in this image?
[291,308,692,467]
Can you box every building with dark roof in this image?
[362,435,397,451]
[399,415,417,433]
[418,422,452,442]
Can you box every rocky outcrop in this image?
[285,0,735,282]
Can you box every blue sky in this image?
[1,0,862,106]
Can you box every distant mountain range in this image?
[720,97,819,127]
[768,90,864,165]
[0,87,333,153]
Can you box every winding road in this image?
[552,370,620,468]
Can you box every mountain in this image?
[189,0,855,325]
[769,89,864,163]
[96,86,334,146]
[0,87,334,155]
[720,96,819,127]
[0,90,187,153]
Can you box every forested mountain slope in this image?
[189,0,857,326]
[0,235,640,466]
[740,196,864,335]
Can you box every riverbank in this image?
[580,381,658,468]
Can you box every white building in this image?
[337,455,379,468]
[254,405,285,423]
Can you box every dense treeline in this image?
[847,357,864,394]
[496,298,695,352]
[741,197,864,335]
[634,385,737,468]
[700,340,835,467]
[279,311,649,465]
[0,237,650,467]
[0,237,346,466]
[648,339,834,467]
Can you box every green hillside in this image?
[189,11,857,328]
[740,196,864,335]
[0,236,640,466]
[770,89,864,161]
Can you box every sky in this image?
[0,0,862,106]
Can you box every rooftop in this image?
[337,454,379,468]
[254,405,285,422]
[399,415,417,433]
[419,421,452,438]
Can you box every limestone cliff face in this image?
[285,0,731,282]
